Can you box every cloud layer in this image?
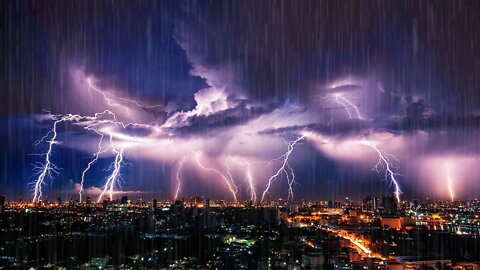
[3,1,480,201]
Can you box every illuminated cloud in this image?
[30,67,480,202]
[25,4,480,201]
[74,184,146,197]
[415,155,480,200]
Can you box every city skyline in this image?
[1,191,479,269]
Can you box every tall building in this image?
[152,199,157,210]
[382,196,397,215]
[121,196,128,205]
[102,199,109,210]
[0,195,5,213]
[362,196,378,212]
[327,200,341,209]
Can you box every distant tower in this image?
[327,200,334,208]
[121,196,128,205]
[382,196,397,215]
[362,196,378,212]
[0,195,5,213]
[102,199,109,210]
[152,199,157,210]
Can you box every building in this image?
[382,196,397,215]
[403,260,451,270]
[380,217,415,230]
[289,202,301,213]
[380,217,402,229]
[152,199,157,210]
[0,195,5,213]
[102,199,109,210]
[456,262,480,270]
[302,253,325,269]
[121,196,128,205]
[362,196,378,212]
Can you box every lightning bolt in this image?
[87,78,122,108]
[242,160,257,203]
[78,114,121,202]
[119,97,163,110]
[334,94,362,119]
[357,140,402,202]
[87,78,162,113]
[97,138,126,202]
[32,112,98,203]
[33,74,171,203]
[174,157,187,201]
[261,135,305,203]
[78,132,104,203]
[32,109,135,203]
[194,152,238,202]
[224,160,239,198]
[226,157,257,203]
[285,160,296,201]
[445,162,455,202]
[32,117,62,203]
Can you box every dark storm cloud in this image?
[1,0,205,116]
[2,0,480,200]
[172,101,274,135]
[3,0,479,116]
[258,120,366,136]
[391,114,480,132]
[174,0,480,113]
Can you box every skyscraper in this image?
[121,196,128,205]
[152,199,157,210]
[362,196,378,212]
[0,195,5,213]
[382,196,397,215]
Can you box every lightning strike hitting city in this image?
[2,1,480,269]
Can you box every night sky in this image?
[1,0,480,202]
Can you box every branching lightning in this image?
[32,77,170,203]
[194,152,238,202]
[285,160,296,201]
[242,160,257,203]
[98,141,126,202]
[357,140,402,202]
[32,117,62,203]
[33,109,137,203]
[224,160,239,198]
[334,94,362,119]
[174,157,187,201]
[32,112,107,203]
[79,132,104,203]
[31,72,411,203]
[87,78,162,113]
[261,135,305,203]
[87,78,122,108]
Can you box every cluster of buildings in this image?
[0,195,479,269]
[287,196,480,270]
